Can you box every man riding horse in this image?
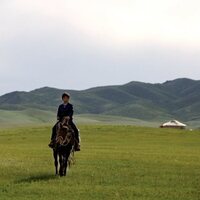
[48,92,81,151]
[53,116,76,176]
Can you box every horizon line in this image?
[0,77,199,97]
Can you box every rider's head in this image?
[62,93,70,104]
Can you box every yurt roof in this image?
[161,120,187,127]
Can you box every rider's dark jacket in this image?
[52,103,78,142]
[57,103,74,121]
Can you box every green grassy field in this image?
[2,109,200,129]
[0,125,200,200]
[0,110,161,128]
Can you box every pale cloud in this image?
[62,0,200,45]
[0,0,200,95]
[1,0,200,45]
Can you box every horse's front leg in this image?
[53,150,58,175]
[63,150,71,176]
[59,152,64,176]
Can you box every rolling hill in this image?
[0,78,200,127]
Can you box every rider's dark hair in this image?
[62,92,70,99]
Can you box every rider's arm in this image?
[68,104,74,119]
[57,105,61,121]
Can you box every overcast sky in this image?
[0,0,200,95]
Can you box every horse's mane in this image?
[55,117,75,147]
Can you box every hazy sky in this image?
[1,0,200,95]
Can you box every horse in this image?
[53,117,75,177]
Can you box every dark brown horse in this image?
[53,117,75,176]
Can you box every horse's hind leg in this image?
[53,150,58,175]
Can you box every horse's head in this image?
[56,117,75,147]
[60,117,70,130]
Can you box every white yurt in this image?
[160,120,187,129]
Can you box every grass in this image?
[75,114,161,127]
[0,125,200,200]
[0,110,161,128]
[1,109,200,129]
[0,109,55,127]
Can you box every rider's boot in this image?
[74,136,81,151]
[75,142,81,151]
[48,139,55,149]
[74,129,81,151]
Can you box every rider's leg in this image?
[70,121,81,151]
[49,122,58,148]
[51,123,57,140]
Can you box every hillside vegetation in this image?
[0,78,200,127]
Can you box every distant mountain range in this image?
[0,78,200,127]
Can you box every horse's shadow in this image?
[15,173,58,184]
